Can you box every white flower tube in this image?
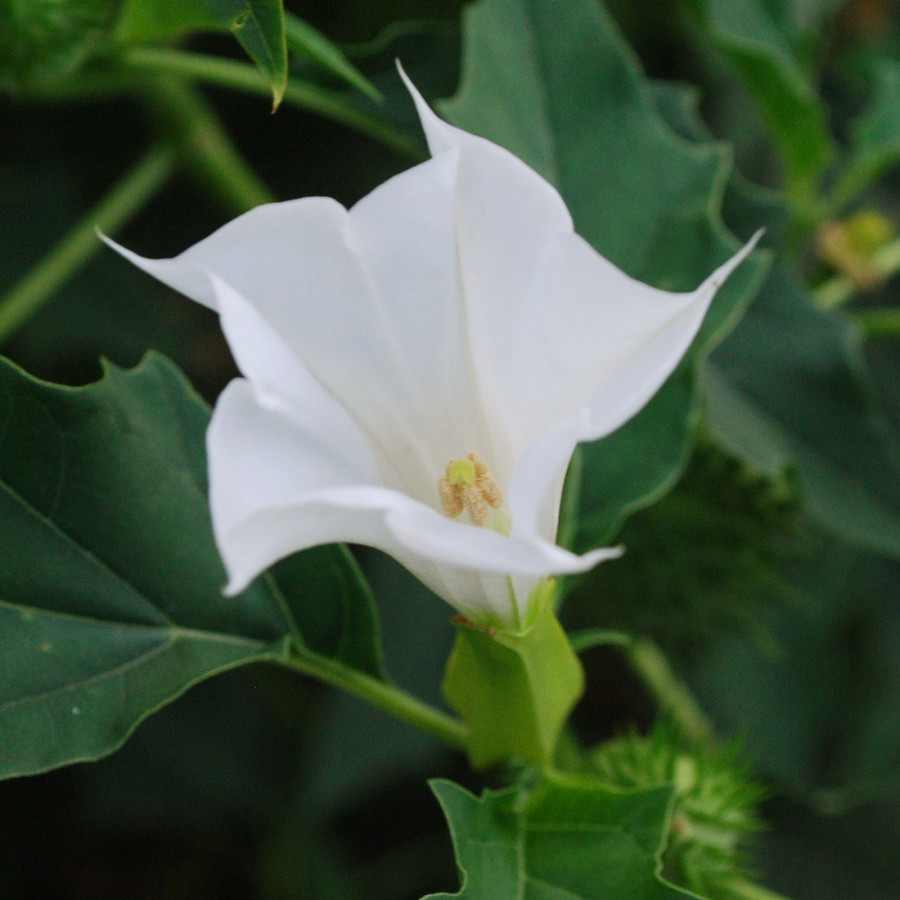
[107,72,758,627]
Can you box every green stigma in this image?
[447,457,477,487]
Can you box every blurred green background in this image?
[2,1,900,897]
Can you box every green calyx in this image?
[443,584,584,770]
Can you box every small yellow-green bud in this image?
[845,209,893,257]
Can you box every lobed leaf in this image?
[708,184,900,562]
[425,774,700,899]
[0,353,382,778]
[706,275,900,560]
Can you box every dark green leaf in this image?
[690,543,900,801]
[295,552,452,815]
[707,239,900,563]
[569,370,697,554]
[425,775,698,899]
[0,353,286,777]
[0,0,119,90]
[0,353,382,778]
[441,0,767,553]
[687,0,834,204]
[832,60,900,210]
[271,544,384,679]
[284,13,381,101]
[654,78,900,564]
[197,0,287,107]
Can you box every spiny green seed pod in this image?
[590,725,766,899]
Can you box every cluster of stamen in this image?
[439,452,503,527]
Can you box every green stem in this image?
[283,649,468,751]
[625,637,714,744]
[855,308,900,338]
[786,183,825,249]
[119,47,421,159]
[569,628,633,652]
[144,77,275,213]
[725,877,794,900]
[0,144,175,343]
[815,235,900,309]
[571,630,714,743]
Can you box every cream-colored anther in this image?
[438,475,465,518]
[470,453,502,508]
[439,453,504,527]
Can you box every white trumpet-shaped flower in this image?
[107,73,757,627]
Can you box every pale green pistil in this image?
[439,452,505,528]
[447,457,477,487]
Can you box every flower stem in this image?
[625,637,714,744]
[283,649,468,751]
[21,70,144,102]
[569,628,633,651]
[814,235,900,309]
[571,630,714,743]
[0,144,175,343]
[118,47,421,159]
[143,76,275,213]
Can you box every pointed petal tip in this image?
[394,59,455,156]
[395,59,420,107]
[221,556,258,597]
[578,543,625,570]
[99,230,163,269]
[394,60,423,105]
[739,226,765,261]
[222,579,245,599]
[709,227,765,289]
[97,230,122,253]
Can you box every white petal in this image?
[108,72,759,626]
[403,71,761,475]
[510,231,763,451]
[105,240,388,481]
[384,519,620,623]
[108,161,503,504]
[211,378,617,618]
[401,68,581,479]
[507,234,762,545]
[578,232,762,439]
[208,378,385,592]
[346,149,492,498]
